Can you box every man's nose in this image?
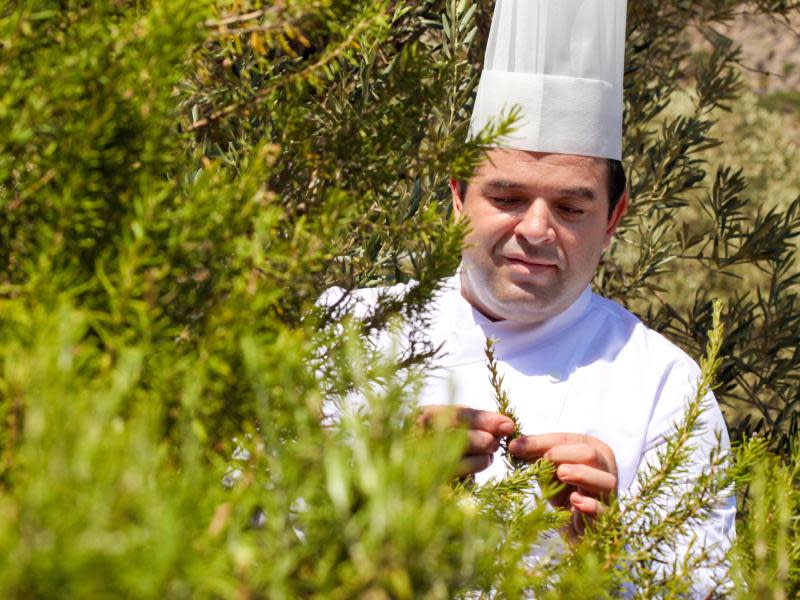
[514,199,556,245]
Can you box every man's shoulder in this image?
[588,294,727,451]
[588,293,700,376]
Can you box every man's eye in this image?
[490,197,521,206]
[558,205,584,216]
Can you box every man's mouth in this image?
[502,254,558,269]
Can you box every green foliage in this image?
[1,0,800,597]
[485,337,524,472]
[759,89,800,116]
[731,441,800,597]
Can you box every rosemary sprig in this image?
[485,337,524,470]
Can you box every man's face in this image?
[451,149,627,324]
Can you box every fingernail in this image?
[508,438,520,453]
[499,422,516,436]
[558,465,572,478]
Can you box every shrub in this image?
[1,0,799,597]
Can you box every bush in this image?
[1,0,799,597]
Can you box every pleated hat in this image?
[469,0,628,160]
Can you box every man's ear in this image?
[450,178,465,219]
[603,190,628,249]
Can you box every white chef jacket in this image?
[321,273,736,587]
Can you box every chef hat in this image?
[469,0,628,160]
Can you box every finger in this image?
[509,436,616,475]
[548,484,575,511]
[456,407,516,437]
[570,490,605,518]
[418,405,455,428]
[541,443,610,471]
[420,405,515,437]
[509,433,596,458]
[465,430,501,456]
[456,454,493,477]
[556,464,617,499]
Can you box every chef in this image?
[324,0,735,585]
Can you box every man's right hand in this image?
[419,405,516,477]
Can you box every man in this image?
[325,0,734,587]
[423,0,734,558]
[424,150,628,523]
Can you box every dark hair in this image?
[457,158,627,219]
[606,159,627,217]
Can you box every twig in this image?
[187,16,374,132]
[205,9,267,28]
[485,337,523,470]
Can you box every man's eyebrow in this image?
[480,180,597,201]
[556,187,597,201]
[481,179,529,192]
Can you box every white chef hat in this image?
[469,0,628,160]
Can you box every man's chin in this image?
[505,278,558,300]
[486,287,561,322]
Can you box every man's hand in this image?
[419,405,516,477]
[509,433,618,537]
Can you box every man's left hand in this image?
[508,433,618,536]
